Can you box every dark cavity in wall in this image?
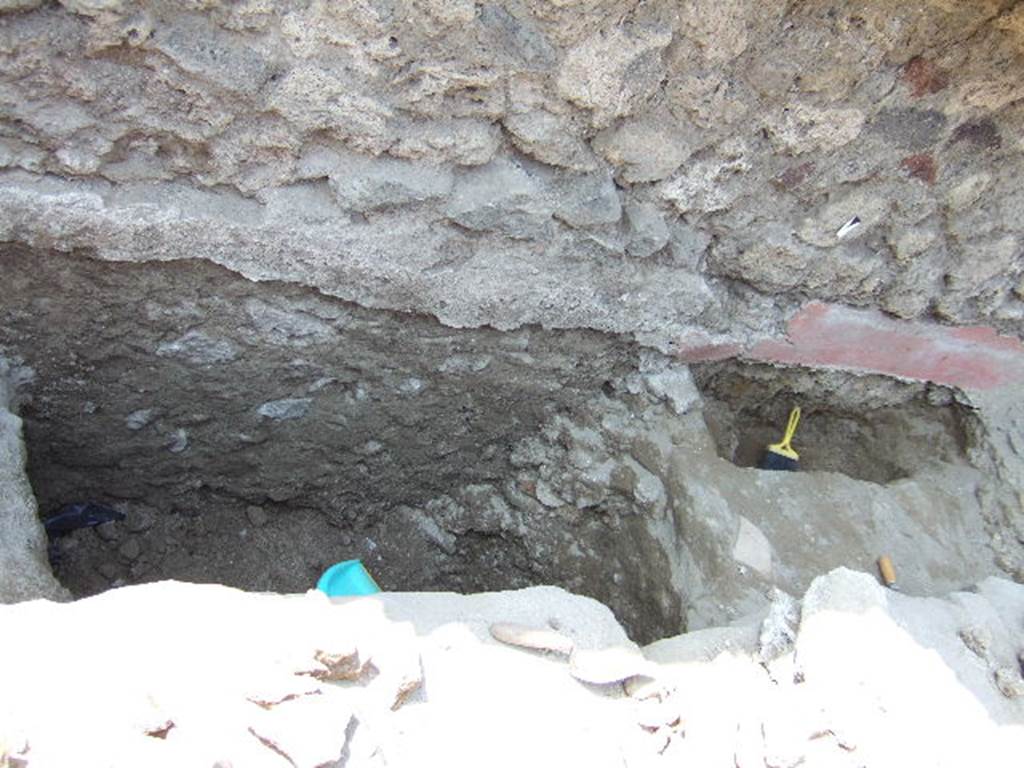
[693,360,969,485]
[0,245,682,643]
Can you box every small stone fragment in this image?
[900,153,937,185]
[951,120,1001,151]
[94,521,122,543]
[759,589,800,662]
[246,505,269,527]
[125,508,155,533]
[438,354,492,374]
[772,162,815,190]
[258,398,312,420]
[959,626,991,658]
[625,676,672,701]
[446,158,553,239]
[156,330,239,364]
[994,667,1024,699]
[410,512,456,554]
[503,108,597,171]
[628,460,667,512]
[594,119,691,183]
[118,538,142,561]
[391,656,424,710]
[62,0,132,17]
[166,428,188,453]
[733,516,773,578]
[533,480,565,508]
[270,486,300,502]
[625,202,670,258]
[315,150,454,211]
[642,365,700,415]
[556,25,673,128]
[143,719,175,740]
[247,698,355,768]
[901,56,948,98]
[764,103,865,154]
[490,622,575,656]
[97,562,120,581]
[125,408,156,431]
[397,378,425,396]
[311,647,363,681]
[550,171,621,228]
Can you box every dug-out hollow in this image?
[1,246,684,642]
[1,246,998,644]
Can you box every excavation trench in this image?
[3,246,688,642]
[0,246,995,643]
[693,360,971,485]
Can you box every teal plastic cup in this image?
[316,559,381,597]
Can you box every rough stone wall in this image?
[1,0,1023,355]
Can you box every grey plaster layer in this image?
[0,169,717,352]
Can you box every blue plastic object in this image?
[316,559,381,597]
[44,502,125,538]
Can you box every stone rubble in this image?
[0,570,1021,767]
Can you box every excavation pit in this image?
[0,246,1004,645]
[693,360,971,485]
[2,245,688,643]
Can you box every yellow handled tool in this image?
[759,407,801,471]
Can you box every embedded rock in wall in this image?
[0,0,1021,355]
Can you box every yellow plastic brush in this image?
[759,406,801,472]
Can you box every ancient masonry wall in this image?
[0,1,1022,381]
